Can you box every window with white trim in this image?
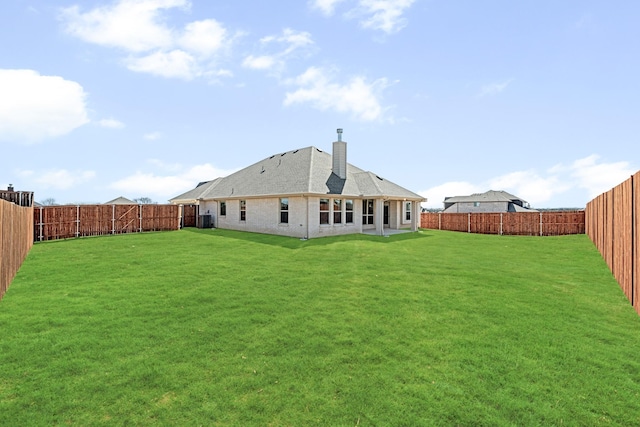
[345,199,354,223]
[320,198,330,224]
[333,199,342,224]
[280,198,289,224]
[362,199,374,225]
[240,200,246,221]
[405,201,412,221]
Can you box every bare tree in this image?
[40,198,57,206]
[134,197,156,204]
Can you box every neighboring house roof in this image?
[170,146,423,202]
[104,196,136,205]
[444,190,524,204]
[444,190,537,212]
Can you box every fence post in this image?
[468,213,471,233]
[438,212,441,230]
[139,204,143,233]
[540,212,543,236]
[75,205,80,238]
[112,204,115,235]
[39,206,43,242]
[500,213,503,236]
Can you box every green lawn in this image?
[1,229,639,426]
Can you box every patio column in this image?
[376,198,385,236]
[412,201,420,231]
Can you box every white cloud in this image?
[263,28,314,55]
[310,0,347,15]
[357,0,415,34]
[60,0,233,80]
[109,163,238,199]
[478,79,514,97]
[284,66,391,121]
[487,170,569,205]
[32,169,96,190]
[242,55,278,70]
[98,118,125,129]
[420,155,636,209]
[60,0,185,52]
[179,19,228,57]
[568,155,635,198]
[243,28,314,72]
[0,69,90,143]
[311,0,415,34]
[126,49,199,80]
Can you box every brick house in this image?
[170,130,425,239]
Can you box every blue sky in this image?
[1,0,638,208]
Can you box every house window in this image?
[333,199,342,224]
[474,202,480,207]
[240,200,246,221]
[220,201,226,216]
[405,201,412,221]
[362,199,374,225]
[345,199,354,223]
[320,198,330,224]
[280,198,289,224]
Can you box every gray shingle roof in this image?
[104,196,136,204]
[170,178,223,203]
[171,146,423,202]
[444,190,526,204]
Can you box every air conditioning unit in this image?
[199,215,212,228]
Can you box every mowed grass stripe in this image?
[1,229,639,426]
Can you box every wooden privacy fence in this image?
[586,171,640,315]
[420,211,585,236]
[0,200,33,301]
[34,204,181,241]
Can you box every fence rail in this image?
[586,171,639,315]
[420,211,585,236]
[0,200,33,301]
[34,204,180,241]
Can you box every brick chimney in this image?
[332,129,347,179]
